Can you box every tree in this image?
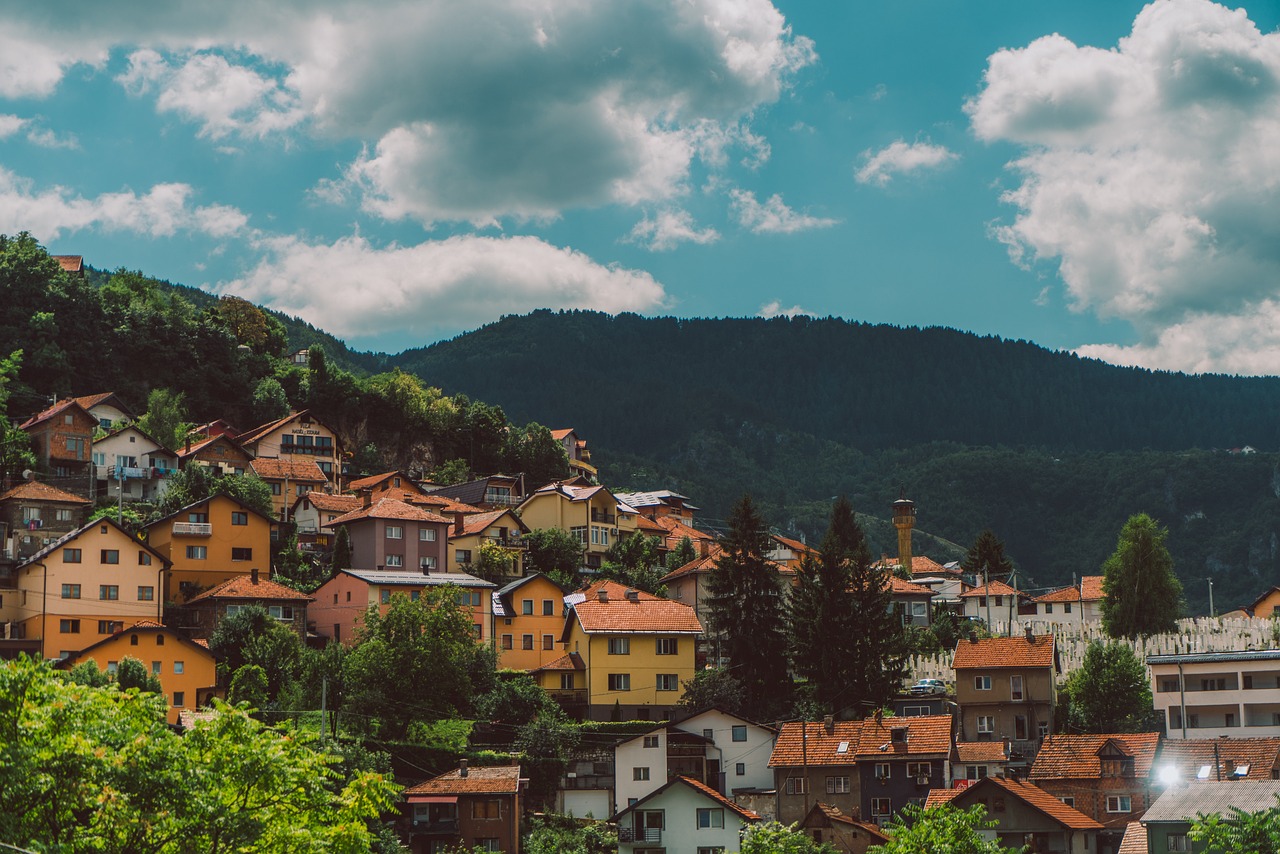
[228,664,270,709]
[116,655,163,693]
[1190,801,1280,853]
[516,710,581,809]
[666,535,697,570]
[676,667,746,716]
[332,525,352,572]
[524,527,584,588]
[870,804,1025,854]
[962,529,1015,583]
[430,458,471,485]
[1065,641,1156,733]
[704,494,791,720]
[251,376,291,424]
[209,604,303,699]
[474,539,520,583]
[599,533,666,594]
[1101,513,1183,639]
[154,465,275,520]
[740,821,838,854]
[137,387,196,451]
[503,422,569,488]
[523,815,616,853]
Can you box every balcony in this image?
[482,534,525,548]
[549,689,587,704]
[172,522,212,536]
[410,818,459,834]
[590,510,616,524]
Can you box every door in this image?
[706,759,721,793]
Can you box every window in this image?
[130,634,139,646]
[643,735,660,748]
[1015,715,1028,741]
[974,675,992,690]
[977,716,995,734]
[456,549,472,565]
[231,547,252,561]
[156,635,164,646]
[174,661,185,674]
[1160,678,1180,693]
[476,841,501,852]
[268,606,294,621]
[871,798,891,817]
[656,637,678,655]
[457,590,481,606]
[698,847,726,854]
[101,549,120,564]
[732,725,748,742]
[826,776,850,794]
[61,583,81,599]
[1167,835,1189,852]
[911,601,927,617]
[385,554,403,567]
[60,619,80,633]
[903,705,931,717]
[1060,796,1075,807]
[22,507,40,521]
[1064,602,1073,613]
[138,586,154,601]
[386,525,403,540]
[419,527,437,541]
[633,767,650,781]
[560,673,575,690]
[736,762,745,776]
[608,637,631,655]
[696,808,724,829]
[522,634,534,650]
[543,634,554,650]
[1011,675,1023,701]
[608,673,631,691]
[100,585,119,601]
[784,777,808,795]
[138,551,152,566]
[966,765,988,780]
[522,599,534,615]
[469,798,501,819]
[63,548,82,563]
[907,762,931,778]
[380,589,392,605]
[539,599,554,616]
[1044,603,1053,614]
[97,620,122,634]
[231,511,248,525]
[994,596,1003,607]
[875,763,891,780]
[420,556,437,570]
[185,546,207,560]
[173,691,185,707]
[1203,678,1227,691]
[501,634,513,650]
[1106,795,1132,813]
[656,674,679,691]
[569,525,588,544]
[270,483,282,496]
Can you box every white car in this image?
[908,678,946,696]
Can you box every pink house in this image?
[327,496,450,573]
[310,568,495,645]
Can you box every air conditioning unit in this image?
[916,775,931,786]
[610,528,619,537]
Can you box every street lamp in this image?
[1207,579,1215,619]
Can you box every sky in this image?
[1,0,1278,374]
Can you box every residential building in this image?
[557,745,615,818]
[289,492,360,541]
[769,719,864,826]
[952,630,1058,763]
[892,694,952,718]
[492,573,569,671]
[326,496,450,575]
[1149,649,1280,738]
[11,517,171,659]
[427,475,524,510]
[1030,733,1162,854]
[1155,736,1280,782]
[910,573,974,613]
[249,457,328,520]
[766,534,819,571]
[1229,585,1280,619]
[651,514,716,554]
[925,776,1102,852]
[449,508,528,575]
[191,419,241,440]
[0,480,91,572]
[181,568,313,640]
[613,490,700,526]
[71,392,136,431]
[347,470,428,499]
[532,652,588,719]
[889,576,934,627]
[960,580,1032,630]
[401,763,524,854]
[145,494,274,604]
[952,741,1011,784]
[612,775,759,854]
[57,620,216,724]
[550,428,598,481]
[561,580,702,721]
[872,554,956,579]
[236,410,344,483]
[91,425,178,503]
[1030,576,1106,630]
[1141,780,1280,854]
[176,434,253,476]
[311,568,495,645]
[799,803,889,854]
[517,481,639,571]
[855,714,953,825]
[19,398,96,494]
[52,254,84,276]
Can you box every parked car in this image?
[909,678,946,696]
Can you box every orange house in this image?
[145,494,274,604]
[59,620,218,724]
[492,573,571,671]
[310,568,496,645]
[236,410,344,485]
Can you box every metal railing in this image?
[172,522,213,536]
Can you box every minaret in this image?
[892,492,916,575]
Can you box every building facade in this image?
[1149,649,1280,739]
[952,631,1058,764]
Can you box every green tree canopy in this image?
[229,664,270,709]
[665,535,697,570]
[137,387,196,451]
[1066,641,1156,733]
[524,527,584,587]
[740,821,838,854]
[503,422,569,487]
[115,656,163,694]
[676,666,746,716]
[1190,800,1280,853]
[962,528,1015,582]
[209,604,303,699]
[1101,513,1183,638]
[599,533,666,594]
[154,465,275,520]
[870,804,1025,854]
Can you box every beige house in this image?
[517,480,639,571]
[236,410,344,485]
[952,630,1058,764]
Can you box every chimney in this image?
[699,540,709,558]
[361,489,372,508]
[454,512,465,536]
[1225,758,1236,776]
[968,631,978,644]
[459,759,468,778]
[823,715,834,735]
[251,567,259,584]
[625,588,639,602]
[597,588,608,603]
[1025,625,1035,643]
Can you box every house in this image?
[561,579,702,721]
[19,398,96,492]
[960,580,1032,630]
[310,568,495,645]
[326,496,450,575]
[1116,821,1146,854]
[1141,780,1280,854]
[1030,733,1162,854]
[910,573,974,613]
[449,508,529,575]
[767,534,820,571]
[769,718,863,826]
[57,620,217,724]
[557,742,616,818]
[401,762,524,854]
[613,490,700,527]
[236,410,344,483]
[799,802,889,854]
[952,629,1058,763]
[612,775,759,854]
[181,568,313,640]
[952,741,1011,785]
[144,494,274,605]
[192,419,240,440]
[550,428,597,481]
[1031,576,1107,629]
[289,492,360,541]
[492,572,570,671]
[873,554,955,579]
[855,714,953,826]
[11,517,171,659]
[517,481,640,571]
[925,776,1102,853]
[71,392,136,431]
[91,425,178,503]
[888,576,934,627]
[1231,585,1280,619]
[427,475,524,510]
[1148,649,1280,738]
[532,652,589,719]
[249,457,329,520]
[347,470,428,498]
[176,434,253,476]
[651,514,717,555]
[0,479,91,572]
[614,708,776,811]
[1155,736,1280,782]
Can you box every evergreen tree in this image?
[666,535,698,570]
[704,494,790,720]
[844,503,909,715]
[962,529,1014,582]
[331,525,352,572]
[1101,513,1183,639]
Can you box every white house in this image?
[1150,649,1280,739]
[1028,576,1106,630]
[91,426,178,503]
[612,775,759,854]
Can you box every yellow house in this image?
[58,619,218,724]
[532,651,587,717]
[12,517,172,660]
[249,457,328,521]
[516,480,639,572]
[145,494,274,604]
[448,507,529,574]
[236,410,344,486]
[562,579,702,721]
[493,572,571,671]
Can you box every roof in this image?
[653,515,717,542]
[0,480,91,505]
[1035,576,1106,603]
[19,398,94,430]
[404,765,522,796]
[176,433,251,460]
[1117,822,1147,854]
[856,715,953,758]
[494,572,570,617]
[98,423,174,452]
[888,576,934,596]
[524,480,614,505]
[21,515,171,569]
[328,497,449,527]
[347,470,420,492]
[613,489,700,511]
[249,458,328,483]
[659,547,724,582]
[73,392,134,417]
[147,492,275,528]
[452,508,526,537]
[927,777,1103,830]
[1142,780,1280,823]
[298,492,361,514]
[1156,737,1280,782]
[411,494,485,515]
[236,410,332,447]
[959,580,1022,599]
[186,574,314,604]
[952,634,1056,670]
[771,534,817,556]
[531,652,585,673]
[637,515,668,534]
[427,475,522,508]
[1148,649,1280,665]
[52,254,83,273]
[57,620,214,666]
[568,580,702,636]
[874,555,954,576]
[802,803,889,841]
[549,428,575,441]
[955,741,1010,764]
[769,721,863,767]
[611,775,760,823]
[340,568,496,589]
[1030,733,1160,780]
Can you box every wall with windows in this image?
[773,765,860,826]
[614,780,756,854]
[954,665,1055,761]
[146,495,271,604]
[494,574,568,671]
[345,514,449,576]
[309,569,494,646]
[563,619,698,721]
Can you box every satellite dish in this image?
[21,469,33,481]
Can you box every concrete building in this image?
[952,629,1058,764]
[1149,649,1280,738]
[612,775,759,854]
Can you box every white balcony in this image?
[172,522,212,536]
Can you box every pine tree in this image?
[704,494,790,720]
[1101,513,1182,639]
[331,525,352,573]
[844,505,908,714]
[962,529,1014,582]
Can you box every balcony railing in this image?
[482,535,525,548]
[172,522,213,536]
[410,818,459,833]
[638,828,662,843]
[590,510,616,524]
[549,689,587,704]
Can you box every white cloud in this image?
[627,209,720,251]
[0,29,105,98]
[24,127,78,150]
[758,300,811,318]
[1076,302,1280,376]
[0,168,250,241]
[218,233,669,338]
[968,0,1280,373]
[855,140,958,186]
[728,188,838,234]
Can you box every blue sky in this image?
[1,0,1278,373]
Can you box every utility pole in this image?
[984,564,992,633]
[1208,579,1215,619]
[320,675,327,745]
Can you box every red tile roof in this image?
[404,765,522,796]
[569,580,702,635]
[653,515,717,542]
[769,721,863,767]
[347,471,422,492]
[250,458,328,482]
[186,574,314,604]
[328,497,449,527]
[927,777,1103,830]
[1030,733,1160,780]
[72,392,130,414]
[531,652,585,673]
[924,787,964,808]
[1117,821,1147,854]
[637,515,667,534]
[410,494,485,514]
[19,398,93,430]
[451,508,524,537]
[804,803,889,842]
[952,634,1056,670]
[176,434,250,460]
[52,254,83,273]
[1035,576,1106,603]
[959,580,1022,598]
[888,576,934,596]
[955,741,1010,764]
[677,776,760,821]
[0,480,91,504]
[856,715,952,757]
[549,428,575,441]
[772,534,819,556]
[302,493,362,513]
[1157,737,1280,781]
[659,546,794,583]
[874,555,953,576]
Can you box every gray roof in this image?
[1142,781,1280,823]
[343,569,496,589]
[613,490,699,511]
[1148,650,1280,665]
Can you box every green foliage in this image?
[1066,641,1156,733]
[406,718,474,751]
[665,535,697,570]
[474,539,520,583]
[1101,513,1183,638]
[517,711,581,810]
[219,294,288,356]
[524,527,585,586]
[740,821,838,854]
[137,387,196,451]
[676,667,746,716]
[209,604,303,699]
[476,670,561,726]
[1190,800,1280,852]
[523,815,617,853]
[88,502,148,530]
[870,804,1026,854]
[963,529,1015,582]
[155,465,275,520]
[229,664,270,708]
[116,655,163,694]
[503,421,569,487]
[252,376,291,424]
[332,525,353,572]
[431,457,472,485]
[599,534,667,594]
[62,658,113,688]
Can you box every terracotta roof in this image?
[52,254,83,273]
[347,471,419,492]
[888,576,934,596]
[952,634,1055,670]
[929,777,1103,830]
[874,555,953,576]
[1117,821,1147,854]
[772,534,818,556]
[1030,733,1160,780]
[452,508,522,537]
[19,398,93,430]
[328,497,449,527]
[677,776,760,821]
[637,516,668,534]
[549,428,575,440]
[404,765,521,796]
[21,516,171,569]
[568,580,702,635]
[1157,737,1280,782]
[856,715,952,757]
[249,457,328,482]
[176,434,250,460]
[653,515,716,541]
[804,804,889,841]
[959,580,1022,598]
[73,392,133,416]
[410,494,485,514]
[659,546,724,582]
[301,493,362,513]
[955,741,1010,764]
[1035,576,1106,603]
[0,480,91,504]
[186,574,314,604]
[531,652,585,673]
[769,721,863,767]
[924,787,964,808]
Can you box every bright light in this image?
[1157,764,1180,786]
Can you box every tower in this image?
[892,493,916,575]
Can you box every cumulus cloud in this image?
[0,168,249,241]
[627,209,720,251]
[968,0,1280,373]
[1076,302,1280,375]
[218,234,669,339]
[0,115,76,148]
[728,188,838,234]
[855,140,958,186]
[759,300,811,318]
[0,115,27,138]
